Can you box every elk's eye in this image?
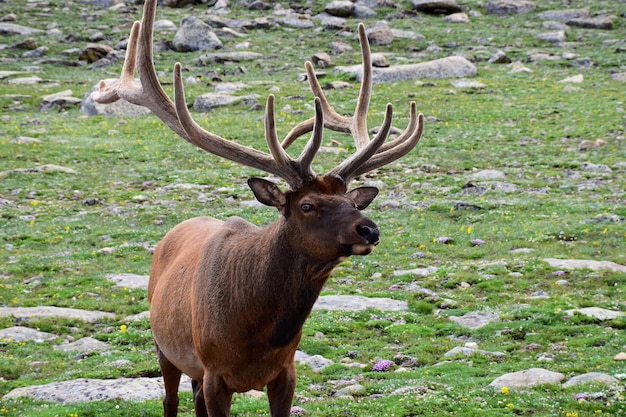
[301,203,315,213]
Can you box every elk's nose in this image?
[357,224,380,245]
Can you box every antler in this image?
[92,0,423,189]
[283,23,424,184]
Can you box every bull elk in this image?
[93,0,424,415]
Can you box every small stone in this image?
[559,74,583,83]
[614,352,626,361]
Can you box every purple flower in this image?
[552,270,566,276]
[372,359,394,372]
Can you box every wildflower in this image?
[120,325,128,334]
[372,359,394,372]
[501,386,509,395]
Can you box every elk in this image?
[93,0,424,415]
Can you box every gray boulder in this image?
[536,8,589,22]
[0,22,44,35]
[173,16,223,52]
[562,372,619,388]
[489,368,565,389]
[193,93,259,112]
[336,56,477,84]
[484,0,536,15]
[411,0,462,15]
[325,1,354,17]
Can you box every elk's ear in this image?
[347,186,379,210]
[248,178,287,208]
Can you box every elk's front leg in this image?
[202,373,233,417]
[267,362,297,417]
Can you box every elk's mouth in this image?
[342,242,378,257]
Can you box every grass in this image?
[1,0,625,416]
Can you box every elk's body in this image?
[93,1,423,415]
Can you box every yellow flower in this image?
[501,386,509,395]
[120,325,127,334]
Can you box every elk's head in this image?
[249,175,380,261]
[92,6,424,261]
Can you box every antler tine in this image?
[281,23,373,150]
[329,103,393,184]
[295,97,324,179]
[91,21,141,105]
[354,105,424,177]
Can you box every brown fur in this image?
[149,176,380,416]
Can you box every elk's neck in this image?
[230,220,342,347]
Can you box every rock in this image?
[536,30,567,44]
[567,17,614,30]
[450,79,486,89]
[11,136,40,144]
[82,79,152,118]
[390,29,426,41]
[564,307,625,321]
[213,82,250,94]
[3,376,192,404]
[79,43,114,63]
[0,22,44,36]
[335,56,477,84]
[352,4,377,18]
[449,311,499,329]
[489,368,565,389]
[371,53,390,68]
[562,372,619,388]
[329,40,353,55]
[54,337,113,354]
[611,72,626,82]
[333,383,366,397]
[543,258,626,273]
[489,50,511,64]
[411,0,462,15]
[40,90,82,112]
[559,74,583,83]
[7,76,44,85]
[614,352,626,361]
[325,1,354,17]
[0,306,115,323]
[173,16,223,52]
[471,169,505,180]
[193,93,259,112]
[312,52,332,69]
[11,38,39,51]
[484,0,536,16]
[23,46,48,59]
[393,267,438,277]
[366,25,394,46]
[294,350,333,371]
[0,326,57,343]
[197,51,262,64]
[580,162,612,173]
[106,273,149,290]
[312,295,407,311]
[312,13,347,30]
[536,8,589,22]
[445,12,470,23]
